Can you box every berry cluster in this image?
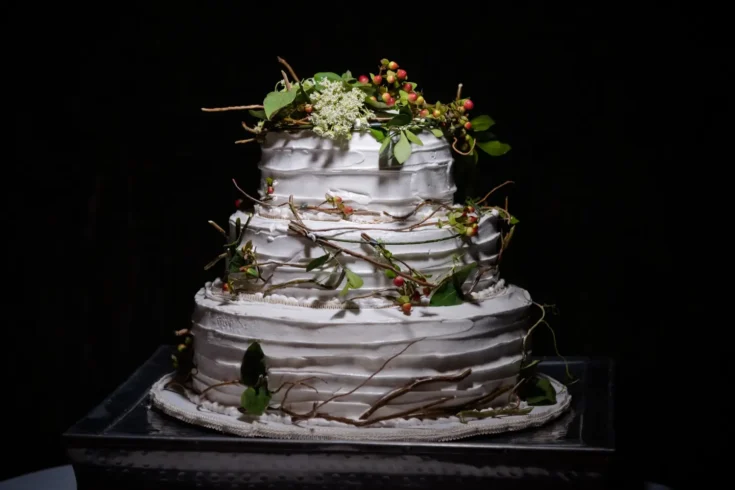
[436,204,480,237]
[171,329,194,374]
[263,177,275,200]
[392,275,432,314]
[364,59,424,109]
[325,194,353,217]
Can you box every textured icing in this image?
[190,282,533,420]
[188,129,533,424]
[256,130,456,216]
[226,208,501,301]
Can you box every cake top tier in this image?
[201,56,511,167]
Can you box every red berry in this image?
[407,92,418,102]
[235,198,243,208]
[358,75,369,84]
[419,109,429,117]
[386,97,395,106]
[465,226,477,237]
[423,287,431,296]
[464,121,472,130]
[465,205,475,213]
[334,196,342,203]
[373,75,382,84]
[402,83,413,92]
[381,92,391,102]
[388,61,399,70]
[343,206,353,214]
[396,69,407,80]
[412,291,421,301]
[463,99,474,110]
[267,186,274,194]
[386,74,396,84]
[468,215,478,224]
[416,96,425,105]
[222,283,229,291]
[472,222,479,229]
[393,276,405,287]
[401,302,412,314]
[304,104,313,113]
[433,109,441,118]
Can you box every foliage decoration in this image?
[238,341,272,415]
[202,56,511,165]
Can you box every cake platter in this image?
[148,370,571,442]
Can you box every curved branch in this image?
[201,105,264,112]
[277,56,300,83]
[452,136,476,155]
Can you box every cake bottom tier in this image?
[189,282,534,422]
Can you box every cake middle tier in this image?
[226,209,502,302]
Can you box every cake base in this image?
[149,372,572,442]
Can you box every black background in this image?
[6,3,712,487]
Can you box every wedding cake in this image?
[156,57,569,437]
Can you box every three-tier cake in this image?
[151,57,570,439]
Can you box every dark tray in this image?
[63,346,618,489]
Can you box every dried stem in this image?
[476,180,515,206]
[289,222,435,288]
[456,83,463,101]
[452,136,476,155]
[241,122,258,134]
[198,379,240,398]
[207,220,228,237]
[174,329,190,336]
[232,178,271,206]
[201,105,264,112]
[280,70,292,90]
[359,368,471,420]
[277,56,300,83]
[235,138,255,145]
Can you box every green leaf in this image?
[314,72,342,82]
[379,134,391,154]
[404,129,423,146]
[393,131,412,164]
[399,90,409,104]
[430,128,445,138]
[306,254,331,271]
[228,252,247,273]
[429,263,478,306]
[240,341,267,387]
[473,130,496,142]
[240,386,271,415]
[248,109,266,119]
[510,216,520,225]
[470,115,495,132]
[341,70,354,80]
[263,89,297,119]
[520,375,557,406]
[476,140,512,156]
[385,269,397,279]
[345,268,364,289]
[370,128,386,142]
[387,112,412,127]
[398,295,410,304]
[245,267,259,277]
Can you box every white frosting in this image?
[226,208,501,301]
[256,130,456,216]
[187,129,533,425]
[190,282,533,421]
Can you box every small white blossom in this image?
[309,78,374,140]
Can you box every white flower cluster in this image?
[309,78,374,140]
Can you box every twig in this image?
[452,136,476,155]
[287,338,424,420]
[458,406,533,422]
[456,83,463,101]
[277,56,300,83]
[289,222,435,288]
[201,105,264,112]
[241,122,258,134]
[198,379,240,398]
[272,376,327,395]
[232,178,272,206]
[476,180,515,206]
[280,70,292,90]
[207,220,228,237]
[359,368,471,420]
[235,138,255,144]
